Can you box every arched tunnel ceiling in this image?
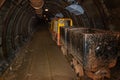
[1,0,120,30]
[0,0,120,77]
[43,1,68,17]
[0,1,120,57]
[47,0,119,31]
[0,0,120,57]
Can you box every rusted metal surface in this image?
[30,0,44,9]
[84,32,119,79]
[0,0,5,8]
[29,0,44,15]
[60,27,120,80]
[35,8,42,14]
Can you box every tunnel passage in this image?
[0,0,120,78]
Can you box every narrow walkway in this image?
[26,27,76,80]
[8,27,76,80]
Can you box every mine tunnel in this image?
[0,0,120,80]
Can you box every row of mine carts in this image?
[50,18,120,80]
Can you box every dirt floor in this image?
[1,26,120,80]
[2,26,76,80]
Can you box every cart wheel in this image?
[70,58,84,77]
[61,46,67,55]
[75,64,84,77]
[76,73,91,80]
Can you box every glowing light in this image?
[45,8,48,11]
[46,18,48,20]
[44,15,46,17]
